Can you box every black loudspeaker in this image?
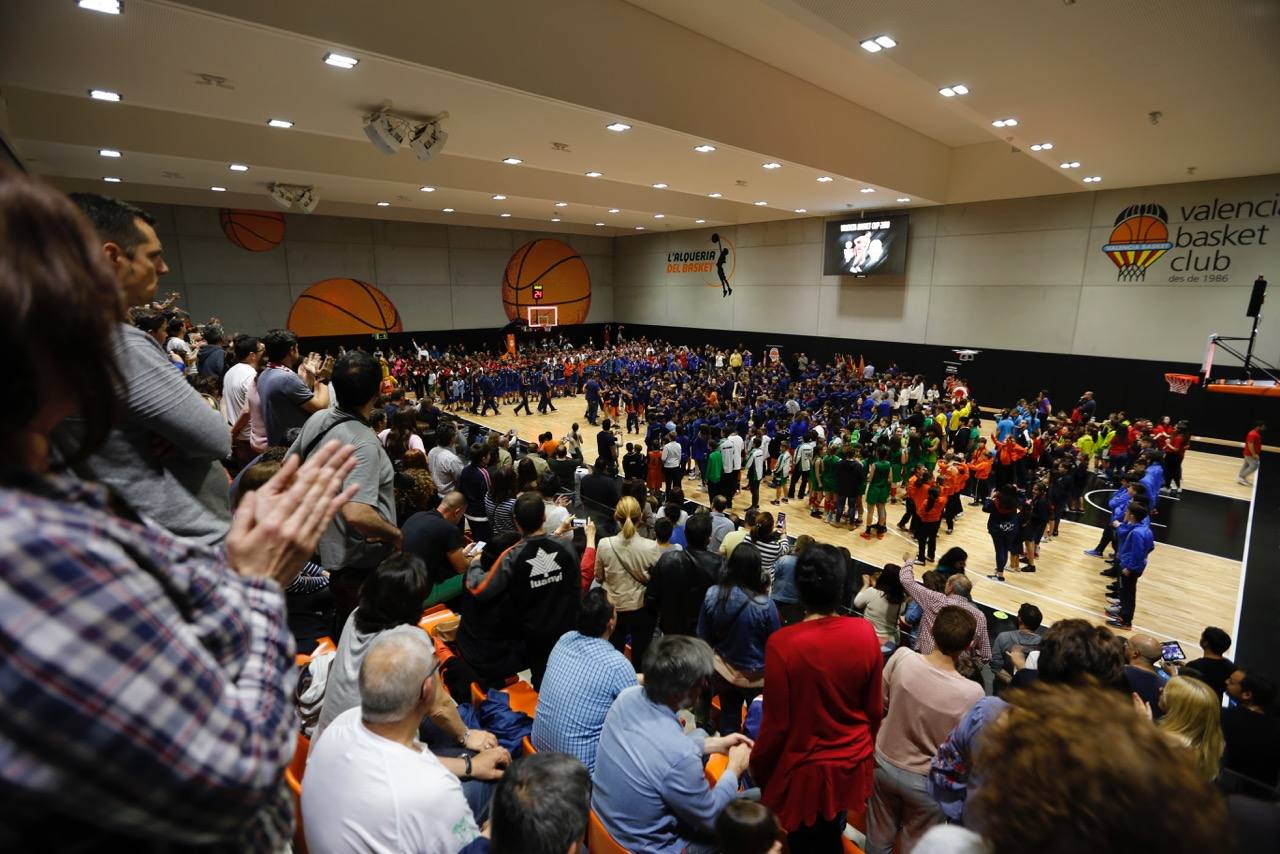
[1246,276,1267,318]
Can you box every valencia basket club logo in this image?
[1102,203,1174,281]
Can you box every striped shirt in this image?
[485,496,517,537]
[743,535,793,585]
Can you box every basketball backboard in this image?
[527,306,558,328]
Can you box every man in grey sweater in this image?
[69,194,232,545]
[991,602,1046,676]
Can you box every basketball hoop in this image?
[1164,372,1199,394]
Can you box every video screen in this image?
[823,215,908,276]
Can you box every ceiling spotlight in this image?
[408,119,448,161]
[268,182,318,213]
[492,194,507,200]
[939,87,956,97]
[419,185,435,192]
[1083,176,1102,183]
[652,182,668,189]
[860,39,882,52]
[991,118,1018,128]
[499,213,511,218]
[708,192,722,198]
[754,201,768,206]
[875,35,897,48]
[89,89,121,102]
[694,144,716,153]
[78,0,121,13]
[267,118,294,128]
[323,52,359,69]
[606,122,631,132]
[1060,161,1080,169]
[595,222,605,226]
[210,186,226,192]
[860,187,875,193]
[952,84,969,95]
[608,208,620,213]
[897,197,911,202]
[1030,142,1054,151]
[817,176,834,183]
[98,148,121,158]
[229,163,249,172]
[762,162,782,170]
[654,214,665,219]
[635,226,645,230]
[585,171,603,178]
[102,176,122,183]
[442,208,455,212]
[554,201,568,207]
[376,201,390,207]
[695,219,706,223]
[794,208,807,213]
[502,156,522,165]
[551,217,561,222]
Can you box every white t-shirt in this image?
[220,361,256,438]
[303,707,481,854]
[379,428,426,454]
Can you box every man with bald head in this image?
[1123,633,1166,717]
[304,627,509,853]
[403,490,471,607]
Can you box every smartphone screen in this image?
[1160,640,1185,662]
[572,517,587,529]
[775,512,786,532]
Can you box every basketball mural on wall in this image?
[219,208,286,252]
[1102,203,1173,281]
[288,278,403,337]
[502,238,591,325]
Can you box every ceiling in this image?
[1,0,1276,234]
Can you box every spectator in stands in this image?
[222,334,263,468]
[579,457,622,533]
[68,192,233,545]
[0,169,355,850]
[539,473,572,534]
[532,588,637,772]
[1181,626,1236,700]
[428,424,465,496]
[715,801,784,854]
[458,442,492,542]
[769,533,811,626]
[751,543,884,852]
[742,510,792,583]
[989,603,1045,677]
[698,543,780,734]
[592,635,753,854]
[928,618,1129,824]
[1123,633,1166,716]
[867,606,984,853]
[463,753,591,854]
[196,323,227,378]
[709,494,736,552]
[647,511,722,636]
[595,495,662,670]
[915,683,1230,854]
[901,569,945,651]
[897,556,992,669]
[304,628,509,852]
[462,493,580,688]
[258,328,332,446]
[485,465,519,537]
[854,563,909,653]
[402,491,469,607]
[1159,676,1225,781]
[1221,669,1280,796]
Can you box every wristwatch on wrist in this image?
[461,753,473,781]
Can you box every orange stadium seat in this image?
[284,731,311,854]
[470,678,540,717]
[587,810,632,854]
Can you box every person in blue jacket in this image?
[1106,504,1155,629]
[1084,477,1143,560]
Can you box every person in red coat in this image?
[750,543,884,852]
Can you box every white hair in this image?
[358,626,436,724]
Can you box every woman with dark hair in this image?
[697,542,780,734]
[379,406,423,463]
[742,510,792,585]
[1016,480,1050,573]
[751,543,884,852]
[935,546,968,579]
[854,564,908,652]
[914,485,944,564]
[861,445,893,539]
[485,464,519,536]
[516,456,539,493]
[458,442,492,542]
[984,483,1022,582]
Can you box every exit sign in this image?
[372,332,388,340]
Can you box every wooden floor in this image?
[455,400,1247,649]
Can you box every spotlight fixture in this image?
[323,52,359,69]
[860,187,875,193]
[1029,142,1054,151]
[897,197,911,203]
[210,186,226,192]
[408,118,448,161]
[376,201,390,207]
[595,222,605,226]
[816,176,833,183]
[794,208,807,213]
[419,185,435,192]
[585,171,603,178]
[635,226,645,230]
[762,162,782,169]
[499,213,511,218]
[267,118,294,128]
[442,208,455,213]
[939,84,969,97]
[694,144,716,153]
[78,0,121,13]
[754,201,768,206]
[1083,176,1102,183]
[102,176,122,183]
[98,148,121,158]
[502,156,522,165]
[654,214,665,219]
[89,89,121,102]
[652,182,668,189]
[606,122,631,132]
[554,201,568,207]
[608,208,620,213]
[229,163,249,172]
[695,219,706,224]
[268,182,318,213]
[991,118,1018,128]
[1060,161,1081,169]
[708,192,722,198]
[860,34,896,52]
[551,217,561,222]
[492,194,507,201]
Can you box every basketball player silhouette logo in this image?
[712,233,732,297]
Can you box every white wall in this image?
[613,174,1280,363]
[141,203,615,336]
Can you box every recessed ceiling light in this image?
[754,201,768,206]
[695,219,706,224]
[442,208,455,213]
[551,217,561,222]
[98,148,121,158]
[694,144,716,153]
[419,185,435,192]
[210,186,226,192]
[940,83,970,97]
[102,176,121,183]
[635,226,645,230]
[991,118,1018,128]
[860,39,882,52]
[608,208,620,213]
[1060,161,1080,169]
[817,176,834,183]
[88,89,121,102]
[1083,176,1102,183]
[952,84,969,95]
[554,201,568,207]
[875,35,897,48]
[500,213,512,218]
[492,194,507,200]
[654,214,665,219]
[267,118,293,128]
[708,192,722,198]
[860,187,876,193]
[595,222,605,227]
[606,122,631,132]
[939,87,956,97]
[229,163,249,172]
[585,171,603,178]
[652,182,668,189]
[323,52,359,69]
[897,197,911,203]
[376,201,390,207]
[794,208,807,213]
[78,0,121,13]
[762,162,782,170]
[502,156,522,165]
[1030,142,1054,151]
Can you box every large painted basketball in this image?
[502,238,591,325]
[219,208,285,252]
[288,278,403,336]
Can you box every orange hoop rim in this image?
[1165,372,1199,394]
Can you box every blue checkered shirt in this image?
[530,631,636,773]
[0,471,296,851]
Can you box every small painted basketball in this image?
[1109,214,1168,245]
[288,278,403,337]
[502,238,591,325]
[219,208,286,252]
